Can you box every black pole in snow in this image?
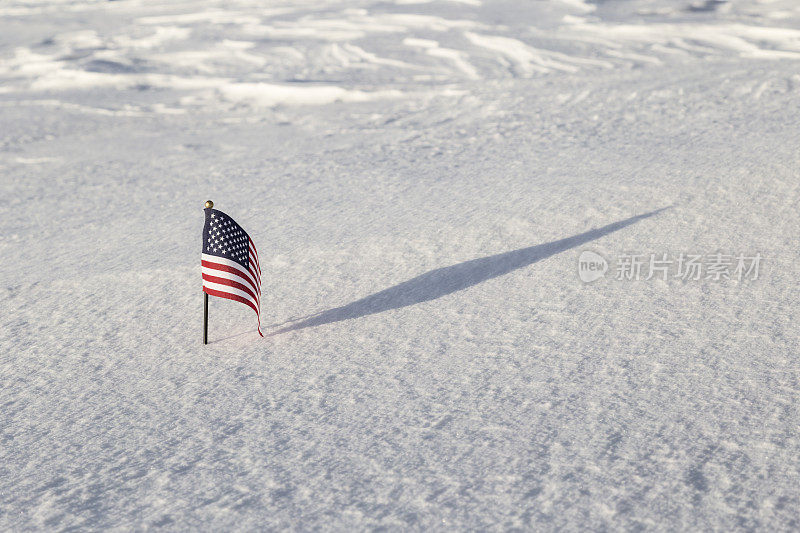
[203,292,209,345]
[203,200,214,345]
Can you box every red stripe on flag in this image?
[249,247,261,283]
[203,286,259,316]
[249,238,261,269]
[249,244,261,272]
[249,263,261,290]
[203,287,263,336]
[202,273,259,303]
[202,259,258,292]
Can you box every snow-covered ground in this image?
[2,0,800,529]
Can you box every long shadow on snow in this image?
[271,207,670,335]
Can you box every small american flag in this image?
[201,207,262,336]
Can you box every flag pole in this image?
[204,292,209,345]
[204,199,214,345]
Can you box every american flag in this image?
[201,207,262,336]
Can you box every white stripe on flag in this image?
[201,266,259,300]
[201,253,259,291]
[202,279,259,309]
[248,257,261,288]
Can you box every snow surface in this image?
[2,0,800,530]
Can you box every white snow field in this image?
[2,0,800,529]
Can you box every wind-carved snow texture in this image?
[1,0,800,530]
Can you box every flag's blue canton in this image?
[203,208,249,269]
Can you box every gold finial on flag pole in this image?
[205,200,214,209]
